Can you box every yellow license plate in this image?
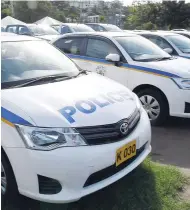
[116,140,136,167]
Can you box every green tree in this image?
[100,15,105,23]
[1,1,12,19]
[14,1,65,23]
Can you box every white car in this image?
[138,31,190,59]
[52,32,190,125]
[1,35,151,203]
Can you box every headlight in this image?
[172,78,190,90]
[16,125,87,151]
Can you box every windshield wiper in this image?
[12,74,73,88]
[154,57,175,61]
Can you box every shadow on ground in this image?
[151,117,190,168]
[2,164,162,210]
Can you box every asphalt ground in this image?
[151,117,190,169]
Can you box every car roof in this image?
[137,31,178,36]
[85,23,117,26]
[1,34,41,42]
[61,23,87,26]
[53,31,138,39]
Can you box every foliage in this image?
[1,1,12,19]
[1,0,190,29]
[125,1,190,30]
[100,16,105,23]
[13,1,65,23]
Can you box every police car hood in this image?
[2,74,137,127]
[137,57,190,78]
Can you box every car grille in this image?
[76,108,141,145]
[83,142,147,187]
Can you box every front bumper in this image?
[169,89,190,118]
[5,109,151,203]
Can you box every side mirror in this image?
[163,48,173,54]
[105,54,120,62]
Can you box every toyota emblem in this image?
[120,122,129,135]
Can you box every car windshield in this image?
[51,25,60,31]
[115,36,171,62]
[71,25,94,32]
[103,25,122,32]
[1,40,79,86]
[166,35,190,53]
[28,25,59,35]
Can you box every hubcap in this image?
[140,95,160,121]
[1,163,7,195]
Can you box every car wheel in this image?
[137,88,169,126]
[1,151,19,201]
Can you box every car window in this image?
[71,25,94,32]
[1,41,79,85]
[6,26,17,33]
[146,35,171,50]
[18,26,30,35]
[86,38,119,59]
[115,36,170,62]
[54,37,84,55]
[59,26,71,34]
[166,35,190,53]
[28,25,59,35]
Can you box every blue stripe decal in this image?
[1,107,33,126]
[68,54,181,78]
[123,63,180,78]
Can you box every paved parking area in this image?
[151,117,190,169]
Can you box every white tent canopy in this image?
[34,16,63,25]
[1,16,26,27]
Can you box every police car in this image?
[138,31,190,59]
[1,35,151,203]
[52,32,190,125]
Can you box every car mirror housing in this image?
[163,48,173,54]
[105,54,120,62]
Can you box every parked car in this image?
[138,32,190,59]
[85,23,122,32]
[57,23,94,34]
[6,24,60,41]
[171,29,187,32]
[172,31,190,39]
[52,32,190,125]
[1,34,151,203]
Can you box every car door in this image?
[81,36,128,86]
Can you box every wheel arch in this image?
[132,84,170,112]
[1,146,18,189]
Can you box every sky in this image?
[104,0,190,6]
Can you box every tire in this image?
[137,88,169,126]
[1,151,19,202]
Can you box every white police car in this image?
[138,31,190,59]
[1,35,151,203]
[52,32,190,125]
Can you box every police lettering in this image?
[59,90,133,123]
